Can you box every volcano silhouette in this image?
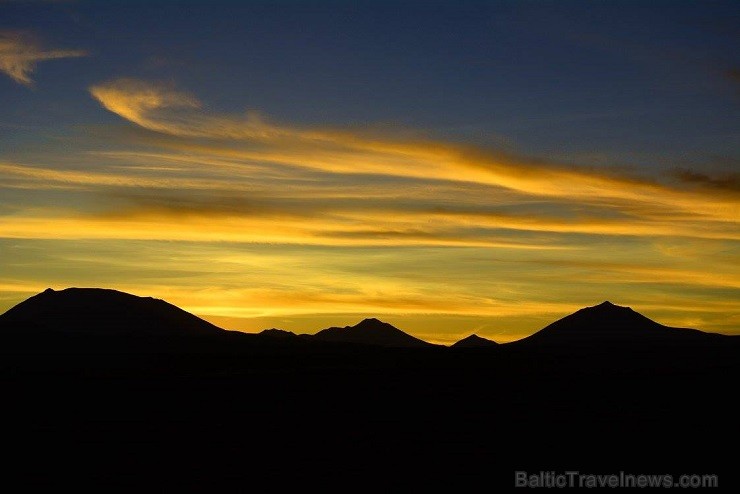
[515,300,721,346]
[0,289,730,349]
[312,318,432,347]
[451,334,498,348]
[0,287,224,336]
[1,290,737,490]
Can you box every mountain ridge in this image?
[0,289,731,348]
[311,317,434,347]
[0,287,224,336]
[514,300,723,346]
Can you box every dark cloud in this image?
[726,68,740,83]
[671,168,740,192]
[104,192,327,219]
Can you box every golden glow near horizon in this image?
[1,78,738,343]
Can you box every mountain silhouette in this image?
[515,300,721,346]
[1,288,738,490]
[0,287,225,336]
[259,328,298,338]
[451,334,498,348]
[0,289,730,350]
[312,317,433,347]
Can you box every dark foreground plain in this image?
[1,289,737,491]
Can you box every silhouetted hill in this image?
[1,289,738,490]
[1,290,731,351]
[0,287,225,337]
[451,334,498,348]
[259,328,298,338]
[514,300,722,346]
[312,317,433,347]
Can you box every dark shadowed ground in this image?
[1,290,736,491]
[3,340,737,491]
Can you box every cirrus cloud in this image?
[88,78,739,224]
[0,30,86,86]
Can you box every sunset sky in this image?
[1,0,738,343]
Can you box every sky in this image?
[0,0,738,343]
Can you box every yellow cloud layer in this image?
[1,78,737,340]
[89,78,739,226]
[0,211,572,249]
[1,157,736,242]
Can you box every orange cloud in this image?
[89,78,739,227]
[2,154,737,243]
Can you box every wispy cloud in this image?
[88,79,738,223]
[0,30,86,86]
[2,157,737,244]
[1,77,737,249]
[1,78,737,336]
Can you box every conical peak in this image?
[312,317,431,347]
[451,333,499,347]
[590,301,632,312]
[461,334,484,341]
[594,301,630,309]
[355,317,391,329]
